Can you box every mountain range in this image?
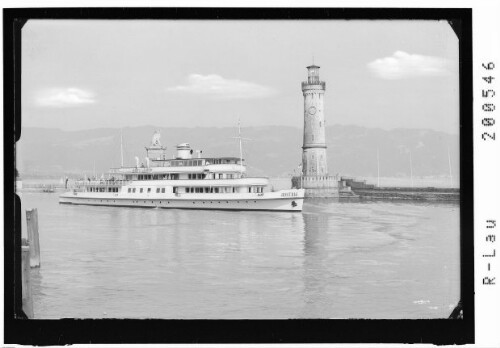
[16,125,459,180]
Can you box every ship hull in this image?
[59,191,304,212]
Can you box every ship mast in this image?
[231,118,250,176]
[238,119,243,175]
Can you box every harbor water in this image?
[20,192,460,319]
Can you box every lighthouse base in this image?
[291,175,356,198]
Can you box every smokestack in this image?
[135,156,139,168]
[176,143,193,159]
[145,157,150,168]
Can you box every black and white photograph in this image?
[17,17,462,316]
[4,4,494,346]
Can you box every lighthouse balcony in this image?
[301,81,326,89]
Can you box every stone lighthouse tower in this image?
[292,64,340,197]
[302,64,328,176]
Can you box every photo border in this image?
[3,7,474,345]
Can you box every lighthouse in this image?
[292,64,341,198]
[301,64,328,176]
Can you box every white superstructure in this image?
[59,132,304,212]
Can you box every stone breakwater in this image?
[351,187,460,201]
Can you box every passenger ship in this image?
[59,131,304,211]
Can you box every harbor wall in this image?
[291,175,351,198]
[304,188,340,198]
[297,175,339,189]
[341,177,460,201]
[352,187,460,201]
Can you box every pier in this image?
[341,177,459,201]
[351,186,460,201]
[292,175,342,198]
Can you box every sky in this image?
[22,20,459,133]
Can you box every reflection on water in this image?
[21,193,460,319]
[302,210,330,318]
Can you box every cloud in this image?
[35,88,96,107]
[367,51,453,80]
[167,74,277,100]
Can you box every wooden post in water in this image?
[21,240,34,318]
[26,208,41,268]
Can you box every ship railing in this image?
[74,180,130,187]
[109,167,153,174]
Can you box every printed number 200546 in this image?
[482,62,496,141]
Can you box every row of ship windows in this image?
[87,187,119,192]
[126,186,265,194]
[94,199,257,204]
[185,187,233,193]
[128,187,166,193]
[127,173,239,180]
[169,159,204,167]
